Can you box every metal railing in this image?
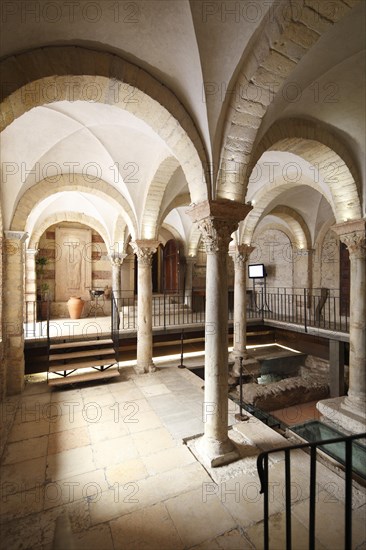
[23,288,349,338]
[257,432,366,550]
[251,288,349,333]
[111,290,120,363]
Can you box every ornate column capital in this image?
[26,248,39,257]
[187,200,252,255]
[4,231,28,243]
[231,244,255,268]
[109,252,127,267]
[332,219,366,260]
[131,240,159,266]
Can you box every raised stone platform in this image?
[317,396,366,434]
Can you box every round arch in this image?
[10,174,138,238]
[216,2,356,201]
[248,119,362,222]
[29,212,110,250]
[0,46,209,204]
[241,177,331,244]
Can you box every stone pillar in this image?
[230,244,255,376]
[184,256,196,309]
[187,200,251,467]
[25,248,39,326]
[317,219,365,432]
[3,231,28,395]
[329,340,345,398]
[337,221,366,409]
[109,253,127,296]
[131,240,159,374]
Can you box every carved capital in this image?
[26,248,39,257]
[109,252,127,267]
[131,240,159,266]
[332,219,366,260]
[198,217,237,255]
[340,232,366,260]
[232,244,255,268]
[4,231,28,243]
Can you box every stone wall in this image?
[37,222,112,317]
[252,228,294,289]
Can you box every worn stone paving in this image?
[0,363,365,550]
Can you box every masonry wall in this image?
[38,222,112,317]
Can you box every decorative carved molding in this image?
[4,231,28,243]
[233,244,255,268]
[340,232,366,260]
[332,219,366,260]
[109,253,127,267]
[131,240,159,266]
[198,217,237,255]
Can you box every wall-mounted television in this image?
[248,263,266,279]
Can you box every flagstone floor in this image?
[0,361,365,550]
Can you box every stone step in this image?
[48,369,120,386]
[49,348,115,361]
[49,358,117,372]
[50,338,113,350]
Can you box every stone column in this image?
[337,221,366,410]
[131,240,159,374]
[230,244,255,376]
[25,248,39,326]
[317,219,365,432]
[109,252,127,296]
[3,231,28,395]
[187,200,251,467]
[184,256,196,309]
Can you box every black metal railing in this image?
[251,288,349,333]
[257,432,366,550]
[111,290,120,364]
[24,288,349,338]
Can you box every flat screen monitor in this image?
[248,263,266,279]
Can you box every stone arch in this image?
[10,174,138,238]
[187,225,202,257]
[29,212,110,249]
[0,46,208,204]
[241,177,331,244]
[252,222,296,248]
[248,119,362,222]
[217,1,358,201]
[112,216,128,251]
[267,205,311,249]
[158,193,191,230]
[141,156,180,239]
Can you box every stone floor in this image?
[0,361,365,550]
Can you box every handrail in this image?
[256,432,366,550]
[111,290,120,364]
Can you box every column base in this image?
[134,362,156,375]
[230,352,260,379]
[316,396,366,434]
[195,435,240,468]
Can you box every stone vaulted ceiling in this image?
[0,0,365,248]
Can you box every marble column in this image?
[230,244,255,376]
[25,248,39,326]
[3,231,28,395]
[187,200,251,467]
[109,252,127,296]
[131,240,159,374]
[317,219,366,432]
[184,256,196,309]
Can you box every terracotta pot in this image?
[67,296,85,319]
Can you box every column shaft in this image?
[3,231,28,395]
[131,241,159,374]
[187,200,251,467]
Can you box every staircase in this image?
[47,338,120,386]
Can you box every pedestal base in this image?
[316,396,366,434]
[195,435,240,468]
[134,362,156,375]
